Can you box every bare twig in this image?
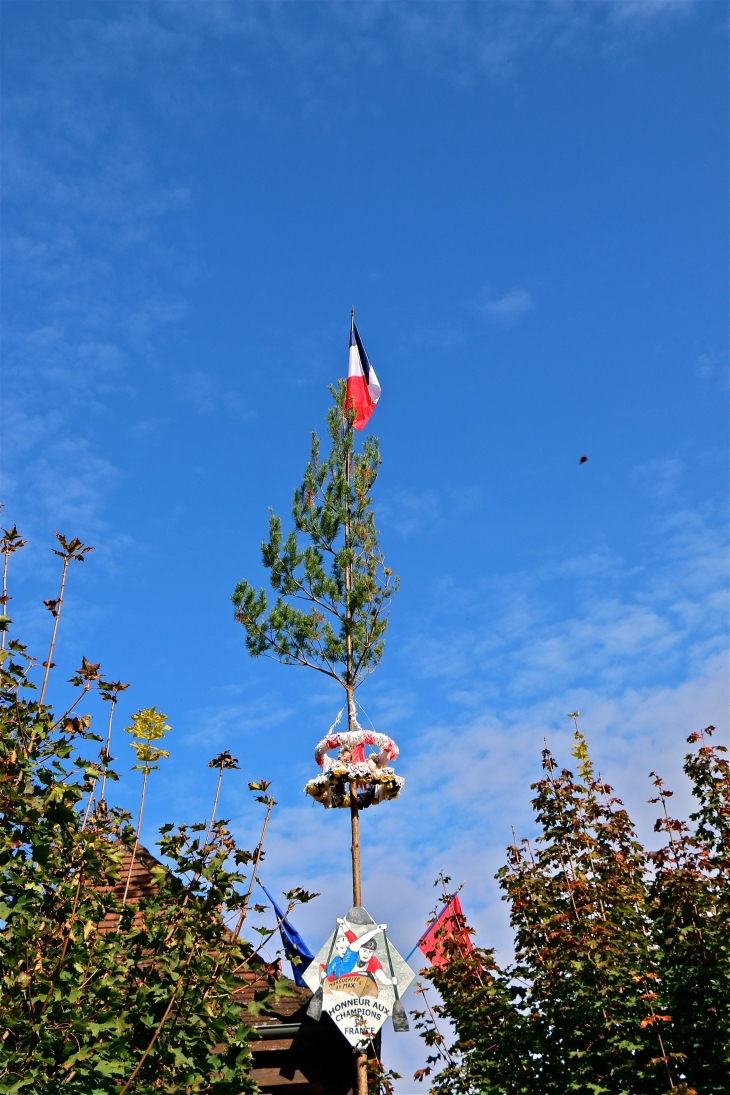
[204,751,239,846]
[0,523,28,653]
[37,534,93,715]
[231,791,274,940]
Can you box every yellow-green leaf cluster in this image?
[124,706,171,772]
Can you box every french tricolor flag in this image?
[347,311,381,431]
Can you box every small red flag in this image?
[417,895,472,969]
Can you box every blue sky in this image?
[2,1,728,1083]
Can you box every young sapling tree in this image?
[232,379,398,907]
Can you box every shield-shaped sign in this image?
[302,906,415,1047]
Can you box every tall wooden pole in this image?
[346,316,367,1094]
[345,554,362,909]
[344,319,361,910]
[349,743,361,905]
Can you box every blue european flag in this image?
[259,881,314,987]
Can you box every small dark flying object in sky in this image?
[579,455,588,464]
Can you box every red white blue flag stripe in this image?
[347,314,381,431]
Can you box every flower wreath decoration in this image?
[304,708,405,810]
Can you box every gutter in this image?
[250,1022,330,1040]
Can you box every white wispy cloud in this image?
[378,490,441,539]
[183,697,296,747]
[377,482,484,539]
[403,323,467,352]
[695,350,727,384]
[608,0,696,28]
[185,1,696,86]
[1,13,199,543]
[2,404,120,543]
[472,285,534,323]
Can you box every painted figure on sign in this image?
[320,919,387,982]
[353,937,398,987]
[322,925,357,981]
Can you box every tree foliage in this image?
[232,380,398,696]
[0,528,311,1094]
[649,728,730,1093]
[415,729,730,1095]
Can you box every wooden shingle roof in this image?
[96,843,161,933]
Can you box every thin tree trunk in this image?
[204,761,225,846]
[39,557,69,706]
[1,549,9,653]
[118,770,148,926]
[82,697,117,831]
[231,793,273,940]
[99,697,117,805]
